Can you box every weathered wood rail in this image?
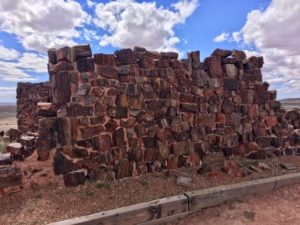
[50,172,300,225]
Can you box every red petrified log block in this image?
[52,71,72,106]
[180,103,199,113]
[245,149,267,160]
[232,50,246,61]
[48,48,57,64]
[265,116,278,128]
[269,100,281,109]
[167,155,178,169]
[169,60,182,69]
[80,125,105,139]
[156,60,170,68]
[71,45,92,61]
[56,46,72,62]
[268,90,277,100]
[0,153,12,165]
[49,61,74,74]
[212,49,232,58]
[91,134,111,152]
[172,141,192,156]
[53,150,83,175]
[66,103,94,117]
[158,141,170,160]
[94,53,115,66]
[20,136,35,150]
[223,64,238,77]
[188,51,201,68]
[95,66,118,79]
[256,136,271,148]
[205,55,222,78]
[76,57,94,72]
[116,49,136,65]
[223,78,238,91]
[6,143,24,161]
[0,165,22,189]
[56,118,77,146]
[6,129,21,142]
[63,169,87,187]
[115,159,134,179]
[221,99,235,114]
[160,52,178,60]
[248,56,264,68]
[37,102,57,117]
[113,128,126,147]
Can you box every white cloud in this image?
[93,0,198,52]
[214,32,230,43]
[241,0,300,54]
[0,45,47,82]
[214,31,242,43]
[232,32,242,43]
[0,0,88,52]
[0,60,36,82]
[86,0,96,8]
[17,53,48,73]
[81,28,101,42]
[0,45,20,60]
[0,87,16,99]
[225,0,300,97]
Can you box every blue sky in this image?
[0,0,299,102]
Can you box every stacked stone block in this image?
[17,82,52,133]
[38,45,299,186]
[13,44,300,186]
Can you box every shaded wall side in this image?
[17,82,52,133]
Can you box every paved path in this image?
[170,184,300,225]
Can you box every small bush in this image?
[0,137,9,153]
[95,181,110,189]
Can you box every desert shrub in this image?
[0,137,9,153]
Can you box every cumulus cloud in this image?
[241,0,300,95]
[0,60,37,82]
[214,31,242,43]
[0,87,17,99]
[220,0,300,97]
[86,0,96,8]
[17,53,48,73]
[214,32,230,43]
[241,0,300,54]
[0,0,88,52]
[93,0,199,52]
[0,45,20,60]
[0,45,47,82]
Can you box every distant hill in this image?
[280,98,300,103]
[0,102,16,106]
[0,105,17,131]
[0,105,17,115]
[280,98,300,110]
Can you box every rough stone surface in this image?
[13,45,300,186]
[17,82,52,133]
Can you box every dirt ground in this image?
[1,153,300,225]
[170,183,300,225]
[0,105,17,132]
[0,117,17,132]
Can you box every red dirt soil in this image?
[1,153,300,225]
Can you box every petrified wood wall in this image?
[42,44,299,186]
[17,82,52,133]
